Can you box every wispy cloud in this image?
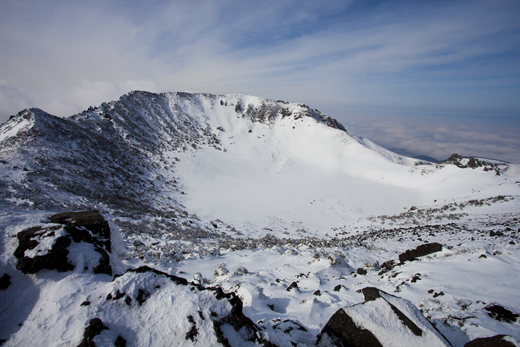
[0,0,519,161]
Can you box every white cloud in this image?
[0,79,162,121]
[1,0,518,160]
[344,115,520,164]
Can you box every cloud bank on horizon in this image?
[1,0,519,162]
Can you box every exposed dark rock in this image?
[185,315,198,341]
[377,260,396,275]
[14,211,112,275]
[49,211,112,253]
[484,304,519,323]
[136,289,150,306]
[81,301,90,306]
[387,303,422,336]
[14,226,74,274]
[314,290,322,296]
[318,287,452,347]
[286,281,300,292]
[120,266,188,285]
[333,285,343,292]
[464,334,517,347]
[356,268,367,275]
[114,336,127,347]
[0,273,11,290]
[317,308,383,347]
[78,318,108,347]
[398,242,443,263]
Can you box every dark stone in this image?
[364,288,429,336]
[399,242,443,263]
[464,334,516,347]
[0,274,11,291]
[14,211,113,275]
[15,229,74,274]
[286,282,300,292]
[484,304,519,323]
[114,336,127,347]
[114,290,125,300]
[314,290,322,296]
[433,291,445,298]
[81,301,90,306]
[93,248,111,275]
[136,289,150,306]
[333,285,342,292]
[319,287,451,346]
[411,273,421,283]
[317,308,383,347]
[387,302,422,336]
[361,287,384,302]
[356,268,367,275]
[50,211,112,253]
[186,315,198,341]
[121,266,188,286]
[78,318,109,347]
[377,260,396,275]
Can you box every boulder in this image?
[317,287,452,347]
[464,334,517,347]
[14,211,113,275]
[0,273,11,290]
[399,242,443,263]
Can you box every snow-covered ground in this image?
[1,91,519,346]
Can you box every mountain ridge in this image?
[1,91,520,346]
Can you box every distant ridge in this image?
[388,147,439,163]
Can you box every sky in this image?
[1,0,519,162]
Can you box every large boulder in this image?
[317,287,452,347]
[464,334,518,347]
[14,211,113,275]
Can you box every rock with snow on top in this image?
[317,287,452,347]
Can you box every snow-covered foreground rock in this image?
[1,91,520,346]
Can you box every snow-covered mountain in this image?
[1,91,519,346]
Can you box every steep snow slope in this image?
[166,95,519,235]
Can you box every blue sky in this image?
[1,0,519,162]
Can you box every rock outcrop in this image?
[317,287,452,347]
[14,211,113,275]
